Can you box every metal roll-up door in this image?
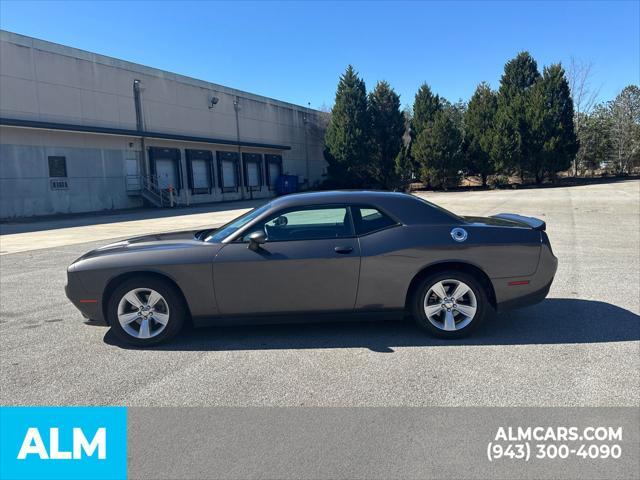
[217,151,239,192]
[149,147,181,191]
[264,154,283,190]
[242,153,262,190]
[186,149,214,194]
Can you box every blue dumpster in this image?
[275,175,298,195]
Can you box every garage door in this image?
[246,162,260,187]
[268,162,280,189]
[156,158,177,190]
[192,159,210,189]
[222,160,237,188]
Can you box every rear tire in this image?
[412,270,488,339]
[107,276,186,347]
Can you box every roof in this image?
[267,190,462,225]
[270,190,411,207]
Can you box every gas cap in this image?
[450,227,468,242]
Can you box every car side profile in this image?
[66,191,557,346]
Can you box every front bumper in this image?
[65,270,105,322]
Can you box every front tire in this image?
[412,271,488,339]
[107,276,186,346]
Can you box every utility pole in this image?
[133,79,147,177]
[303,102,310,188]
[233,96,246,199]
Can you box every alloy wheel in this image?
[423,279,477,331]
[117,288,170,339]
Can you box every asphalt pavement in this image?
[1,180,638,406]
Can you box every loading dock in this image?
[148,147,182,192]
[217,152,240,192]
[242,153,263,191]
[0,31,326,219]
[265,154,283,190]
[186,149,215,195]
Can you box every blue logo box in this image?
[0,407,127,480]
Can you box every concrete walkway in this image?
[0,200,263,255]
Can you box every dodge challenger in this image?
[66,191,557,346]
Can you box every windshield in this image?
[206,203,272,242]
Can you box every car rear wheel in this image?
[107,276,185,346]
[412,271,488,338]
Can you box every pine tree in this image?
[368,81,405,189]
[493,52,541,179]
[410,84,441,187]
[413,104,464,189]
[530,64,578,182]
[323,65,371,187]
[464,82,498,186]
[411,83,441,135]
[393,145,411,188]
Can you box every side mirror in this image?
[247,230,267,251]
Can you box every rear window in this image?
[353,207,397,235]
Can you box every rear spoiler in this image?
[491,213,546,231]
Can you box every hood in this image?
[74,229,219,262]
[125,229,206,244]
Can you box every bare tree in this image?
[568,57,601,176]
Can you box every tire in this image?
[412,270,488,339]
[107,276,186,347]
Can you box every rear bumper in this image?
[494,239,558,313]
[496,276,554,312]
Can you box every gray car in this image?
[66,190,557,346]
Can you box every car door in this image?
[212,205,361,315]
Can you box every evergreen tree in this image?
[464,82,498,186]
[323,65,371,187]
[413,104,464,189]
[410,83,441,187]
[530,64,578,182]
[493,52,541,179]
[411,83,441,135]
[368,81,405,189]
[394,144,413,190]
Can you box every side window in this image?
[258,207,353,241]
[353,207,397,235]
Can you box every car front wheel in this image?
[107,276,185,346]
[413,271,488,338]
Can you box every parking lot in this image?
[0,180,638,407]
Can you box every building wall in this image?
[0,30,327,219]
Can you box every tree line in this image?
[323,52,639,190]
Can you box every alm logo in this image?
[17,427,107,460]
[1,407,127,480]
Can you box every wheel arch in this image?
[102,270,192,324]
[404,261,497,310]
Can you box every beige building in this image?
[0,30,327,219]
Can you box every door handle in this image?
[334,246,353,254]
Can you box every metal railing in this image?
[135,175,179,208]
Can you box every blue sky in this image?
[1,0,638,110]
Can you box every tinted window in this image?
[257,207,353,241]
[207,203,271,242]
[353,207,397,235]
